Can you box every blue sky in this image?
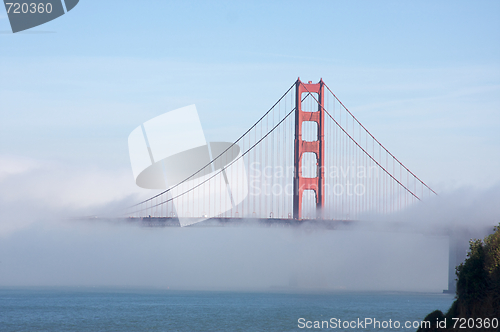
[1,0,498,192]
[0,0,499,291]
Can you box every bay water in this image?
[0,288,455,331]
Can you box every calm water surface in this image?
[0,288,455,331]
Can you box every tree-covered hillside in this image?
[418,223,500,332]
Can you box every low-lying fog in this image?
[0,157,498,292]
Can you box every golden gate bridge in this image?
[116,78,493,293]
[125,79,437,223]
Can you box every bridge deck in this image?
[121,217,356,228]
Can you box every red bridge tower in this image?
[293,78,325,219]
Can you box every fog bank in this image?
[1,156,499,292]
